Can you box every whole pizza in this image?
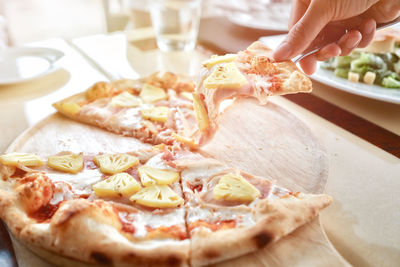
[0,42,332,267]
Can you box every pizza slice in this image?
[0,147,331,266]
[53,72,198,147]
[0,149,190,266]
[169,148,332,267]
[194,41,312,144]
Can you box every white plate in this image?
[0,47,64,85]
[260,34,400,104]
[228,3,290,32]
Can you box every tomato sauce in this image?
[83,156,97,170]
[186,182,203,193]
[188,220,236,234]
[146,225,188,240]
[29,203,60,223]
[118,213,136,234]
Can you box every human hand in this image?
[273,0,400,75]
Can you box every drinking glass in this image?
[150,0,202,52]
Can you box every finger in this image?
[337,30,362,56]
[273,0,332,61]
[299,54,318,75]
[289,0,309,29]
[315,43,342,61]
[358,18,376,48]
[365,0,400,24]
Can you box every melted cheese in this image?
[145,153,176,171]
[121,208,186,239]
[47,168,103,196]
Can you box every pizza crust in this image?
[190,194,332,266]
[1,194,190,267]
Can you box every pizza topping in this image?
[203,62,248,89]
[0,153,43,167]
[139,83,167,103]
[84,156,98,170]
[213,173,261,203]
[29,203,60,223]
[172,133,198,148]
[202,54,237,69]
[86,81,115,102]
[130,185,184,208]
[138,166,180,186]
[118,212,136,234]
[145,225,188,240]
[186,182,203,193]
[15,173,54,213]
[93,154,139,174]
[179,92,194,101]
[55,102,81,115]
[93,173,142,198]
[140,106,170,123]
[188,219,236,233]
[47,153,84,174]
[192,93,210,133]
[111,91,142,108]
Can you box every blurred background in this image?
[0,0,289,46]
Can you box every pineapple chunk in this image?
[47,153,83,174]
[140,106,170,123]
[214,173,261,202]
[203,62,247,89]
[180,92,194,101]
[111,91,142,108]
[130,185,184,208]
[0,153,43,167]
[93,154,139,174]
[139,83,167,103]
[86,82,114,102]
[192,93,210,132]
[58,102,81,115]
[93,173,141,197]
[138,166,180,186]
[172,133,198,148]
[141,120,157,134]
[203,54,237,69]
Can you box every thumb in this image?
[273,1,332,61]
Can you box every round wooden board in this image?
[6,99,349,267]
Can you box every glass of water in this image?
[150,0,202,52]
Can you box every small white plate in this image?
[260,35,400,105]
[0,47,64,85]
[228,4,290,31]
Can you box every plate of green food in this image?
[260,28,400,104]
[319,28,400,104]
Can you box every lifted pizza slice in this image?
[195,41,312,144]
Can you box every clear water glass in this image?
[150,0,201,52]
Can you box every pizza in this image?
[53,72,198,147]
[193,41,312,144]
[0,146,331,266]
[0,42,331,266]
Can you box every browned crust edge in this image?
[0,192,189,267]
[189,194,332,267]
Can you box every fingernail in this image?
[273,42,292,61]
[345,34,361,49]
[363,19,376,35]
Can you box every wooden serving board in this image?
[6,99,349,267]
